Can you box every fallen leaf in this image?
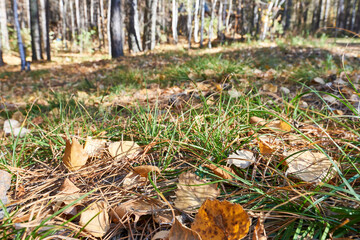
[122,171,148,190]
[79,201,110,237]
[322,95,337,104]
[257,135,281,155]
[312,77,325,85]
[52,193,83,215]
[0,170,11,209]
[174,172,219,212]
[262,84,277,93]
[191,199,250,240]
[12,111,25,123]
[203,163,236,180]
[169,218,201,240]
[152,230,170,240]
[284,150,336,183]
[228,88,242,98]
[62,137,89,171]
[226,150,256,169]
[253,213,267,240]
[250,116,267,126]
[111,199,165,223]
[84,137,107,157]
[279,120,292,131]
[280,87,290,95]
[108,141,141,160]
[133,165,160,177]
[59,178,80,194]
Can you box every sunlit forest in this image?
[0,0,360,239]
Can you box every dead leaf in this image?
[174,172,219,212]
[228,88,242,98]
[152,230,170,240]
[111,199,165,223]
[84,137,107,157]
[52,193,83,215]
[133,165,160,177]
[226,150,256,169]
[169,218,201,240]
[279,120,292,131]
[191,199,250,240]
[108,141,141,160]
[262,84,277,93]
[284,150,336,183]
[253,213,267,240]
[280,87,290,95]
[250,116,267,126]
[257,135,281,155]
[122,171,148,190]
[79,201,110,237]
[312,77,325,85]
[62,137,89,171]
[0,170,11,207]
[59,178,80,194]
[203,163,236,180]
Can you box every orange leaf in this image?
[169,219,201,240]
[203,163,236,180]
[133,165,160,177]
[279,120,291,132]
[258,139,274,155]
[192,199,250,240]
[62,137,88,171]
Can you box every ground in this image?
[0,37,360,239]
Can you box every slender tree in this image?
[354,0,360,32]
[172,0,178,43]
[0,0,10,50]
[187,0,192,48]
[75,0,81,33]
[0,34,4,66]
[143,0,158,50]
[39,0,50,60]
[30,0,43,60]
[225,0,232,33]
[200,0,205,47]
[110,0,124,57]
[350,0,357,30]
[337,0,346,29]
[323,0,331,27]
[14,0,27,70]
[127,0,142,53]
[194,0,200,42]
[99,0,105,48]
[70,0,76,43]
[208,0,217,48]
[284,0,292,31]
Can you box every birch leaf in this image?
[63,138,89,171]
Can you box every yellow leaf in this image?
[191,199,250,240]
[79,201,110,237]
[262,83,277,93]
[62,137,88,171]
[174,172,219,212]
[285,150,336,183]
[169,219,202,240]
[133,165,160,177]
[258,138,274,155]
[108,141,141,160]
[279,120,292,131]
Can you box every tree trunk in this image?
[187,0,192,49]
[99,0,105,48]
[84,0,89,29]
[14,0,27,70]
[217,0,223,39]
[323,0,330,27]
[70,0,76,43]
[312,0,322,32]
[30,0,43,60]
[110,0,124,57]
[172,0,178,44]
[208,0,217,48]
[107,0,112,55]
[194,0,200,42]
[75,0,81,33]
[90,0,95,27]
[354,0,360,32]
[143,0,158,50]
[260,1,274,40]
[284,0,292,31]
[225,0,232,33]
[337,0,345,29]
[61,0,68,49]
[127,0,142,53]
[0,0,10,50]
[350,0,357,30]
[39,0,50,60]
[200,0,205,47]
[0,34,4,66]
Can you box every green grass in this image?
[1,38,360,239]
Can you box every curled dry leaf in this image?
[108,141,141,160]
[133,165,161,177]
[111,198,165,223]
[169,218,202,240]
[250,116,267,126]
[84,137,107,157]
[79,201,110,237]
[191,199,250,240]
[257,135,282,155]
[203,163,236,180]
[253,213,267,240]
[62,137,89,171]
[59,178,80,194]
[227,150,256,169]
[284,150,336,183]
[174,172,219,212]
[122,171,148,190]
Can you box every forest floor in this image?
[0,37,360,239]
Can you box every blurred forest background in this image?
[0,0,360,67]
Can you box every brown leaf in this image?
[191,199,250,240]
[108,141,141,160]
[122,171,148,190]
[203,163,236,180]
[169,219,201,240]
[250,116,267,126]
[279,120,292,131]
[79,201,110,237]
[62,137,88,171]
[110,199,165,223]
[253,213,267,240]
[59,178,80,194]
[133,165,160,177]
[174,172,220,212]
